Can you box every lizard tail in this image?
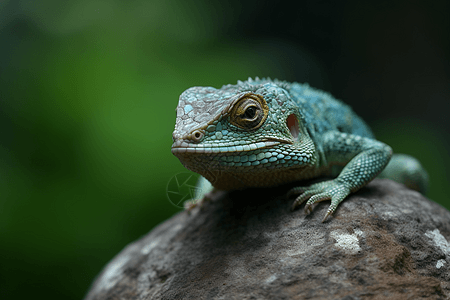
[378,154,429,194]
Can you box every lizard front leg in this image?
[290,131,392,222]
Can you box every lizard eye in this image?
[244,106,257,119]
[229,93,268,130]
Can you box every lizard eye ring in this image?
[228,94,268,130]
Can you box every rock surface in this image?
[84,179,450,300]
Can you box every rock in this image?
[84,179,450,300]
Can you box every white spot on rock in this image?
[330,230,362,254]
[354,229,365,238]
[436,259,446,269]
[265,274,277,284]
[380,211,400,220]
[425,229,450,256]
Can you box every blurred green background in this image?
[1,0,449,299]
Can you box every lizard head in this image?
[171,78,316,190]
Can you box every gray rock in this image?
[84,179,450,300]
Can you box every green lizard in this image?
[171,78,428,222]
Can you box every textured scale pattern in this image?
[172,78,428,221]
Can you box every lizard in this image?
[171,78,428,222]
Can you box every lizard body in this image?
[172,78,428,221]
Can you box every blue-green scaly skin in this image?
[172,78,426,221]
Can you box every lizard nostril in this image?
[192,130,204,142]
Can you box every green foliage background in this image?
[1,1,448,299]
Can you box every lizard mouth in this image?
[171,139,283,154]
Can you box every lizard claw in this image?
[304,203,314,215]
[291,190,319,211]
[288,179,351,220]
[184,199,200,212]
[321,209,333,223]
[184,195,210,213]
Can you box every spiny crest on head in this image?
[232,77,291,93]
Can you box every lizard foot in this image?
[288,180,351,222]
